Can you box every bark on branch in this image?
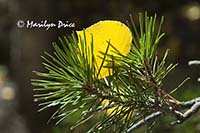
[126,97,200,132]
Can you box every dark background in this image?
[0,0,200,132]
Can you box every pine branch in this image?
[188,60,200,66]
[31,13,200,132]
[126,111,162,132]
[188,60,200,82]
[171,101,200,125]
[178,97,200,108]
[127,97,200,132]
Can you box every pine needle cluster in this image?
[32,13,180,132]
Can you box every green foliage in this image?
[32,13,178,132]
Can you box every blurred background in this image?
[0,0,200,132]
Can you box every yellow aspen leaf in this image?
[76,20,132,79]
[77,20,132,120]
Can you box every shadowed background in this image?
[0,0,200,132]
